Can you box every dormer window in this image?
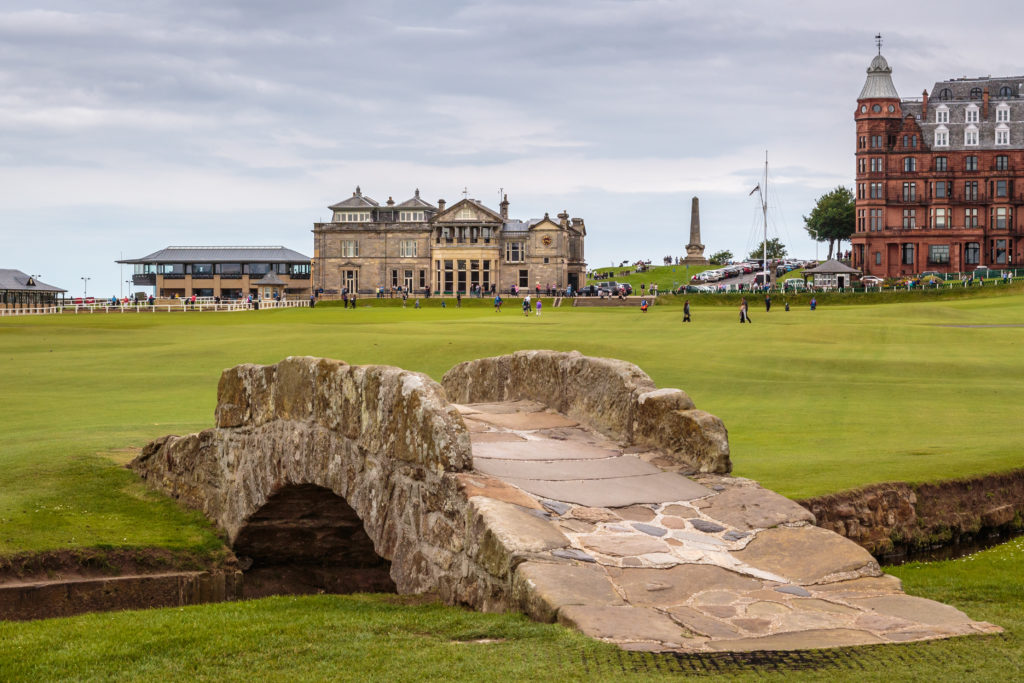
[934,125,949,147]
[995,124,1010,146]
[334,211,371,223]
[999,85,1013,97]
[970,87,983,100]
[965,105,979,123]
[935,106,949,124]
[964,125,979,146]
[997,104,1010,123]
[399,211,425,222]
[938,88,952,101]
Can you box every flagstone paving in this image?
[456,400,1002,653]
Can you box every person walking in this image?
[456,291,462,308]
[765,294,771,312]
[810,297,817,311]
[683,300,691,322]
[494,294,502,312]
[640,298,648,313]
[522,296,530,316]
[740,297,751,323]
[536,299,542,316]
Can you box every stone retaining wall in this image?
[442,350,731,473]
[799,469,1024,559]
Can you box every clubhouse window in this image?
[930,207,949,228]
[996,155,1009,171]
[964,126,979,146]
[874,251,882,266]
[934,156,947,172]
[995,180,1008,198]
[901,243,915,265]
[505,242,525,263]
[933,127,948,147]
[870,157,883,172]
[870,182,883,199]
[993,207,1010,229]
[995,125,1010,146]
[965,156,978,172]
[933,181,947,199]
[928,245,950,264]
[996,105,1010,123]
[993,239,1008,264]
[965,242,980,265]
[341,240,359,258]
[902,209,916,229]
[903,157,917,172]
[964,181,978,201]
[399,240,417,258]
[870,209,883,231]
[965,208,979,228]
[935,106,949,123]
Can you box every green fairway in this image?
[2,295,1024,555]
[1,537,1021,681]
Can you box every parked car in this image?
[782,277,806,291]
[860,275,884,287]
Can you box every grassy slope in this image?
[0,538,1021,681]
[591,263,715,290]
[1,296,1024,554]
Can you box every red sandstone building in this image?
[852,52,1024,277]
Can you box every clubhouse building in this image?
[0,269,66,309]
[118,246,311,299]
[312,188,587,295]
[852,50,1024,277]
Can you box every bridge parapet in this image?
[443,350,730,473]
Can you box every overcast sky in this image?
[3,1,1022,296]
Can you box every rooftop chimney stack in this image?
[500,194,509,220]
[438,198,446,212]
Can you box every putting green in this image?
[1,294,1022,554]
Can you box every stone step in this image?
[461,399,1002,653]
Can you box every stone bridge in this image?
[132,351,999,652]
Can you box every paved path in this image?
[457,400,1001,653]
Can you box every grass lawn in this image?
[591,263,715,291]
[1,537,1021,681]
[1,294,1024,555]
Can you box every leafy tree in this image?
[748,238,787,261]
[708,250,733,265]
[804,186,855,260]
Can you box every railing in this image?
[0,299,311,316]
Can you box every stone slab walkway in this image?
[456,400,1002,653]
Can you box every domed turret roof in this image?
[858,53,900,100]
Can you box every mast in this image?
[762,152,768,280]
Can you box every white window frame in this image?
[931,207,948,228]
[399,211,425,223]
[964,125,979,146]
[341,240,359,258]
[934,125,949,147]
[995,124,1010,146]
[965,105,979,124]
[335,211,371,223]
[935,106,949,124]
[996,105,1010,123]
[399,240,418,258]
[504,241,525,263]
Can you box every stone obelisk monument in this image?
[683,196,708,265]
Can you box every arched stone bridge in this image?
[132,351,999,652]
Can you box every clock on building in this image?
[542,236,552,246]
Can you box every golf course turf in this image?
[0,293,1022,679]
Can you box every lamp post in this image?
[81,276,90,298]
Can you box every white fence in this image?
[0,299,309,317]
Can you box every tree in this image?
[708,250,733,265]
[748,238,787,261]
[804,186,855,260]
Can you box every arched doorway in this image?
[233,484,396,598]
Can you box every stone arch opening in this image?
[233,484,396,598]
